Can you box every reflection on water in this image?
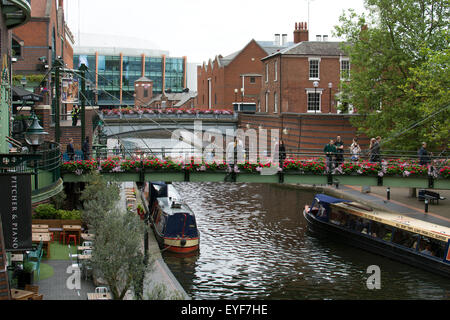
[163,182,450,300]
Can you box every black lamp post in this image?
[25,112,48,190]
[313,81,319,114]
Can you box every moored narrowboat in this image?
[303,194,450,278]
[148,182,200,253]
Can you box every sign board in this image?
[61,77,79,104]
[0,174,32,251]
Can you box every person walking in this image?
[67,138,75,161]
[350,138,361,162]
[279,139,286,167]
[82,136,90,160]
[368,136,381,163]
[71,106,79,126]
[324,139,337,172]
[418,142,432,166]
[334,136,344,165]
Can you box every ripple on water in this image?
[162,182,450,300]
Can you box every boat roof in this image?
[314,194,351,204]
[156,184,195,216]
[331,202,450,243]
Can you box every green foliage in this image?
[334,0,449,150]
[51,191,67,210]
[33,203,81,220]
[23,261,34,273]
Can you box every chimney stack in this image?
[274,34,281,46]
[294,21,309,43]
[282,34,287,46]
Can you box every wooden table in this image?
[10,254,24,262]
[87,292,112,300]
[63,225,82,245]
[32,224,49,229]
[10,289,35,300]
[31,233,51,258]
[32,228,49,233]
[77,254,92,261]
[77,246,93,252]
[81,233,95,241]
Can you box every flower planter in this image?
[283,173,328,185]
[332,175,379,186]
[190,172,228,182]
[383,176,429,188]
[103,172,140,182]
[236,173,279,183]
[434,178,450,189]
[144,171,185,182]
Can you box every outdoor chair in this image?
[95,287,109,294]
[29,250,43,281]
[28,240,43,260]
[67,234,77,246]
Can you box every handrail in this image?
[6,136,22,148]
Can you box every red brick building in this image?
[197,36,293,111]
[12,0,74,92]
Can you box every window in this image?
[307,92,321,112]
[309,58,320,79]
[250,77,255,84]
[274,92,278,113]
[265,92,269,113]
[340,59,350,80]
[265,64,269,82]
[274,61,278,81]
[12,38,21,57]
[144,88,148,98]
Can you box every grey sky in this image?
[65,0,367,64]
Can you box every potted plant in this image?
[17,262,34,289]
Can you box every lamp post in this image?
[328,82,332,113]
[234,88,238,111]
[24,112,48,190]
[313,81,319,114]
[240,88,244,112]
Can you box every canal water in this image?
[113,137,450,299]
[163,182,450,300]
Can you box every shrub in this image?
[34,204,58,219]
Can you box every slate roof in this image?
[262,41,347,60]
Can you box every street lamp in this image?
[25,112,48,190]
[234,89,238,111]
[328,82,332,113]
[313,81,319,114]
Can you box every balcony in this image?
[1,0,31,29]
[0,142,63,204]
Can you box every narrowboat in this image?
[303,194,450,278]
[148,182,200,253]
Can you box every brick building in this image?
[197,36,293,111]
[12,0,74,91]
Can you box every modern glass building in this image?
[73,49,187,107]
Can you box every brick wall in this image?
[238,113,369,155]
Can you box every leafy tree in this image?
[334,0,449,151]
[80,173,151,300]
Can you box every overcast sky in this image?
[65,0,367,64]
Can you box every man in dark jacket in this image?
[334,135,344,166]
[67,138,75,160]
[418,142,432,165]
[324,139,337,171]
[82,136,90,160]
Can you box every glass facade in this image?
[73,54,186,106]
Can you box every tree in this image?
[80,173,151,300]
[334,0,449,151]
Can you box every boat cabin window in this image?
[418,236,445,259]
[392,229,419,249]
[330,210,350,226]
[370,221,393,241]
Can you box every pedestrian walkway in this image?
[324,185,450,228]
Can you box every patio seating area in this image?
[6,226,107,300]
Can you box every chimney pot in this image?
[305,22,307,30]
[295,22,298,30]
[300,22,303,30]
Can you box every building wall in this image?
[13,0,73,76]
[261,55,341,114]
[197,40,269,110]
